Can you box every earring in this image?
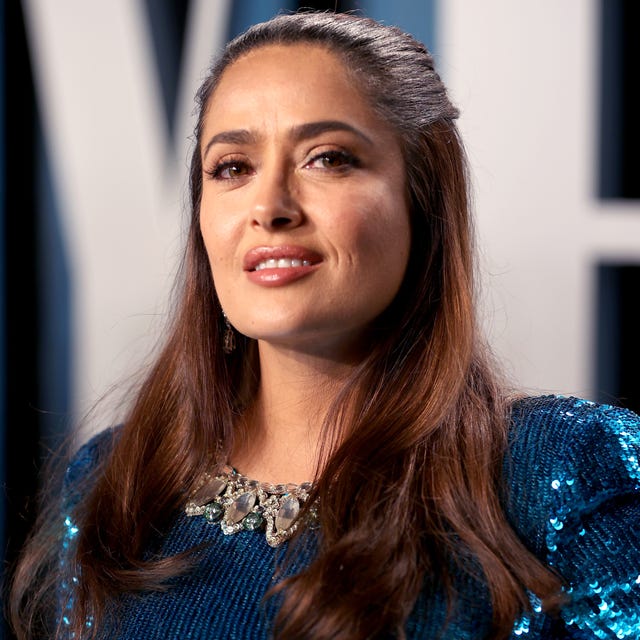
[222,312,236,354]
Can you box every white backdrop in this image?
[23,0,232,433]
[440,0,640,396]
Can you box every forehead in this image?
[202,43,384,135]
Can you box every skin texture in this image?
[200,44,411,357]
[198,44,411,481]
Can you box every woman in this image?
[10,11,640,640]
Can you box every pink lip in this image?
[243,245,322,287]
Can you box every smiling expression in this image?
[199,44,411,356]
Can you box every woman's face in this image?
[199,44,411,356]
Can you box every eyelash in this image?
[306,149,359,171]
[205,149,359,181]
[207,158,251,180]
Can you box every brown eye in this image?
[321,153,346,168]
[226,164,247,177]
[307,150,358,171]
[211,160,252,180]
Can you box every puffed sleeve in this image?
[506,396,640,638]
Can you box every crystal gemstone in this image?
[242,512,264,531]
[204,502,223,523]
[275,496,300,532]
[193,477,226,507]
[226,492,256,524]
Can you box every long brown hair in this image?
[10,12,562,639]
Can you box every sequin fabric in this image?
[57,396,640,639]
[506,396,640,638]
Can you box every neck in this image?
[231,341,358,484]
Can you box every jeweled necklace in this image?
[185,466,317,547]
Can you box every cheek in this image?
[198,214,242,309]
[199,205,238,270]
[342,190,411,273]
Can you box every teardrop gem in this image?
[192,477,226,507]
[275,496,300,532]
[226,492,256,524]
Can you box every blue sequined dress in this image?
[59,396,640,638]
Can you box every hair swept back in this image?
[10,11,563,640]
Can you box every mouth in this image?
[253,258,312,271]
[243,245,323,272]
[243,245,322,287]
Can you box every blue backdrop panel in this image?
[228,0,297,41]
[358,0,437,53]
[0,1,6,629]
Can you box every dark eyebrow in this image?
[202,120,373,159]
[203,129,257,158]
[289,120,374,146]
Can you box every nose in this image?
[250,166,303,231]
